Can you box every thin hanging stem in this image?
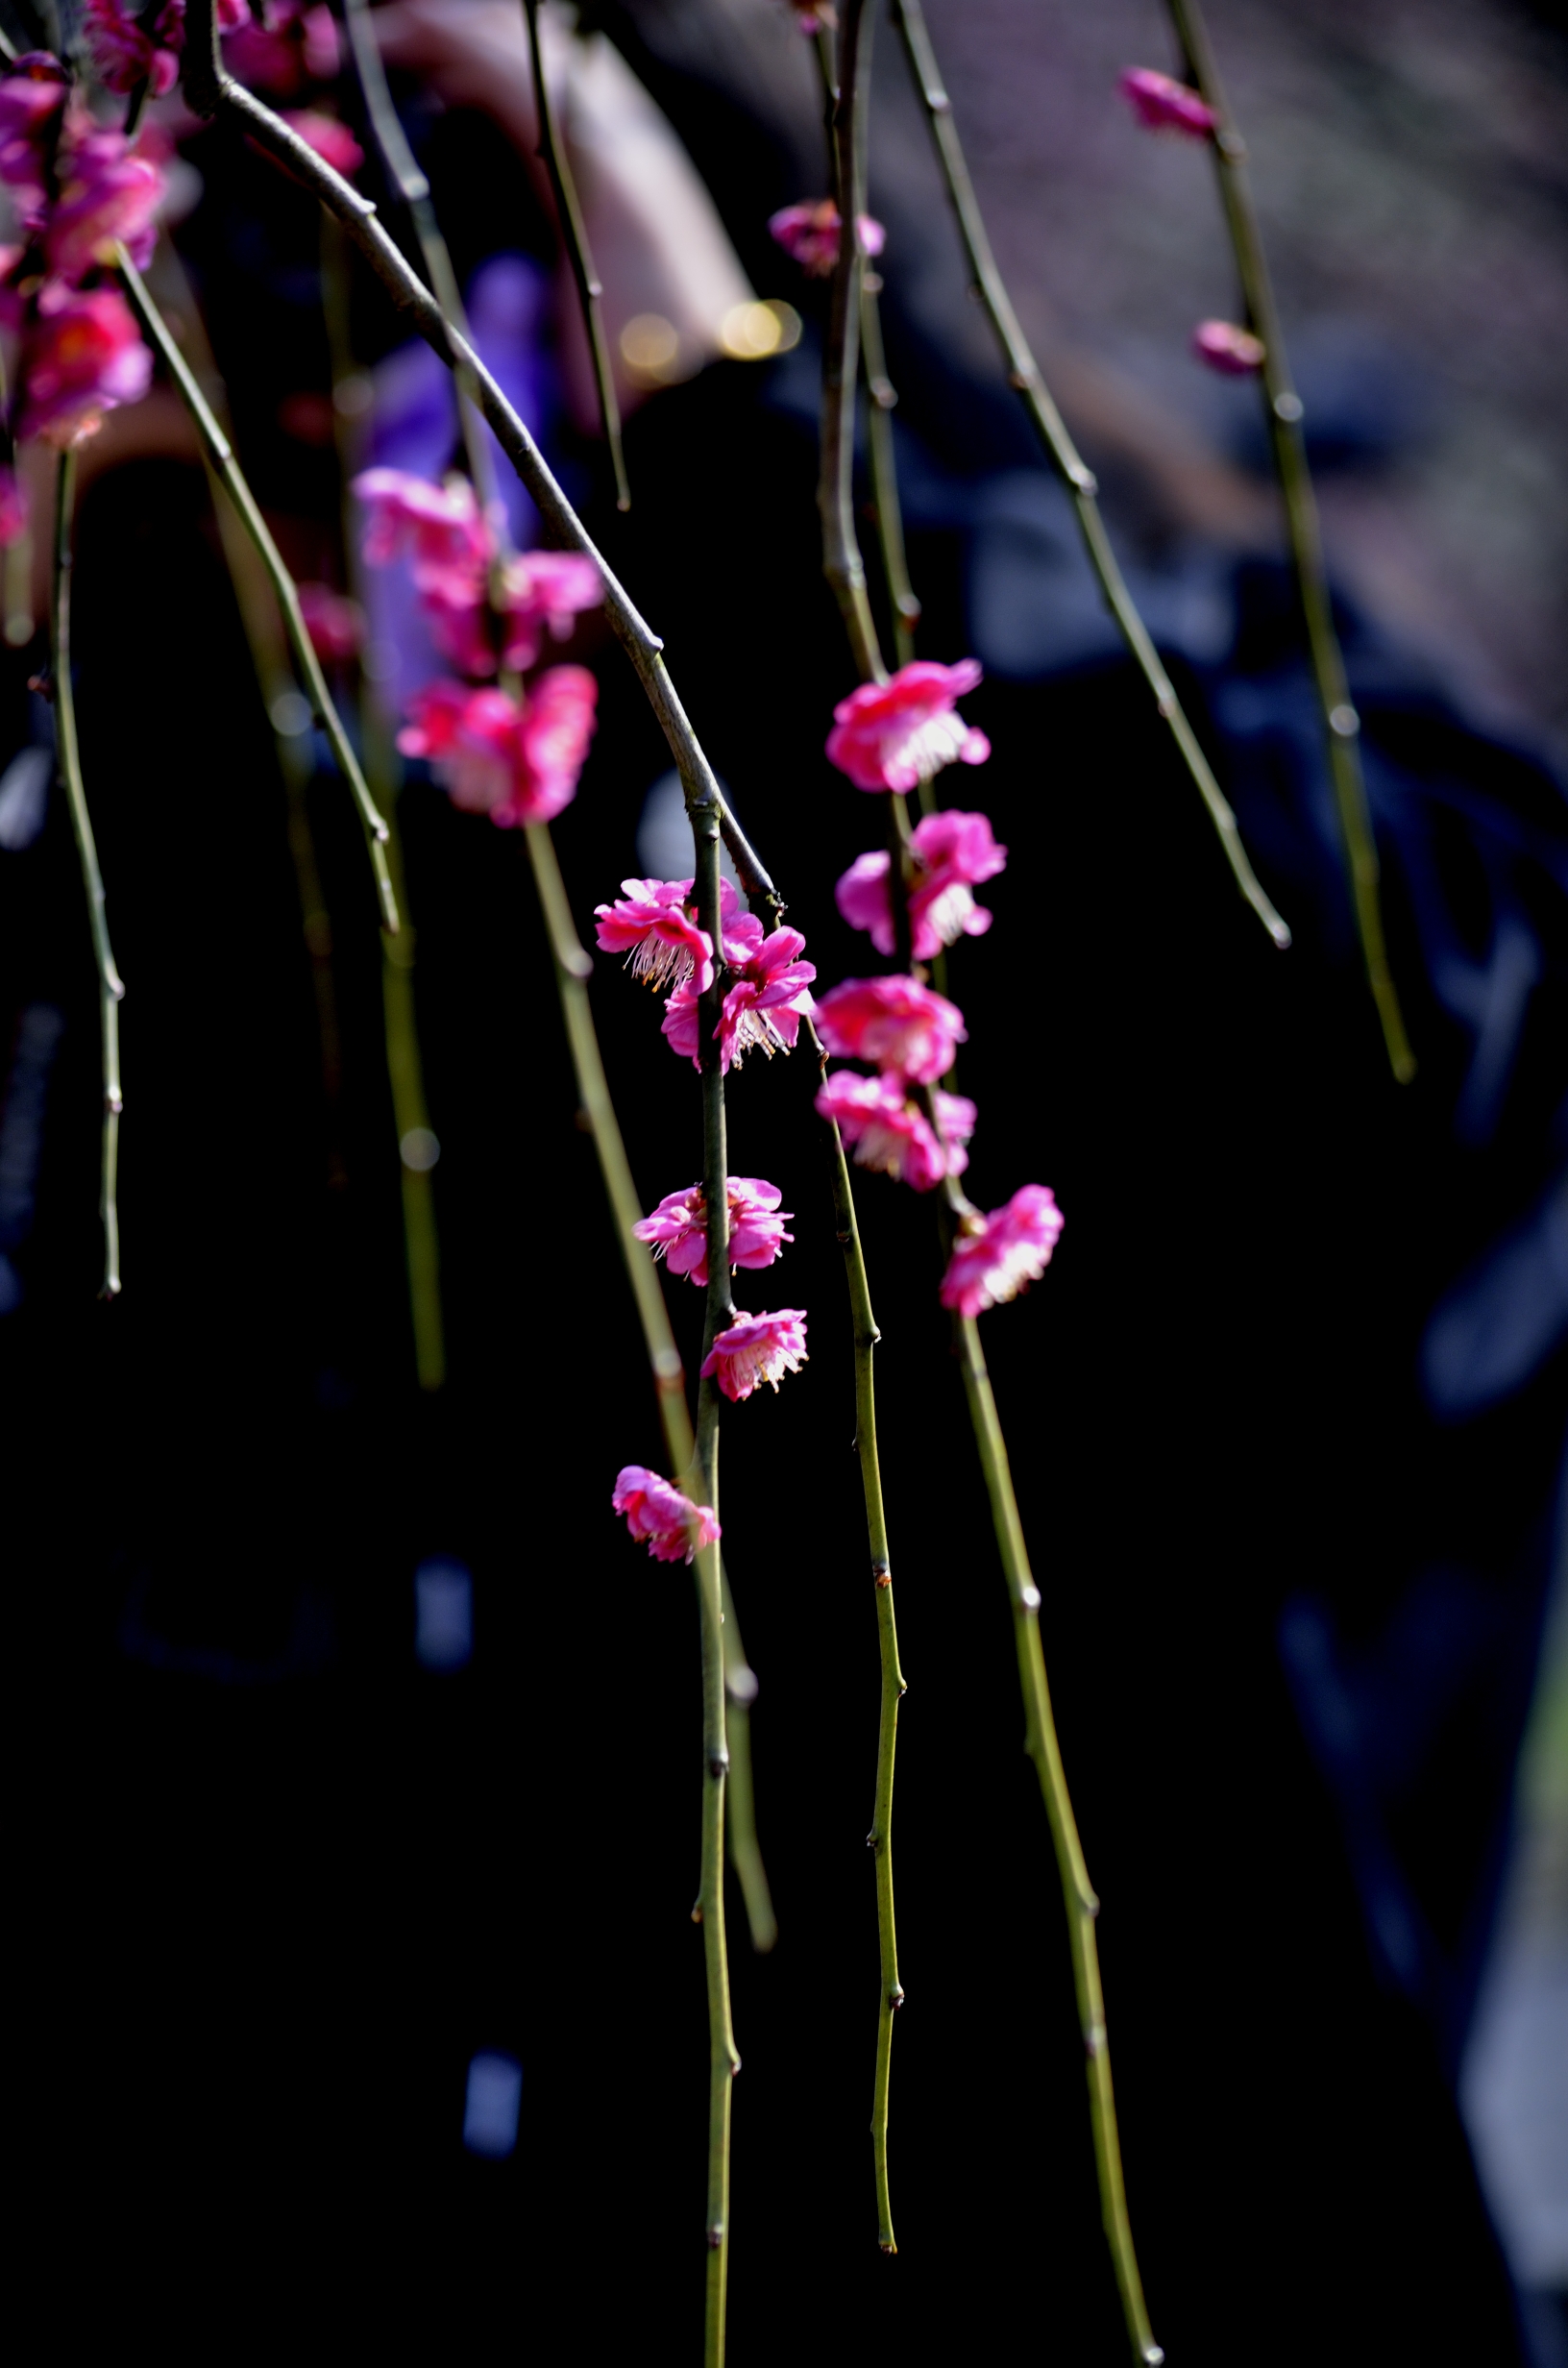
[814,20,918,668]
[814,1023,905,2252]
[890,0,1288,953]
[820,0,886,684]
[859,280,919,669]
[691,793,740,2368]
[1163,0,1413,1081]
[179,31,779,927]
[521,0,629,510]
[338,0,774,1932]
[51,451,122,1300]
[115,250,398,931]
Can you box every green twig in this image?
[691,794,740,2368]
[51,451,122,1299]
[522,0,629,510]
[820,0,886,684]
[890,0,1288,952]
[115,248,399,931]
[1163,0,1412,1077]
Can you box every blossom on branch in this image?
[13,283,152,447]
[1192,319,1265,376]
[940,1185,1064,1319]
[816,974,965,1085]
[700,1310,809,1403]
[768,199,885,279]
[836,806,1007,960]
[398,668,598,828]
[595,876,715,993]
[45,128,162,283]
[816,1070,974,1192]
[83,0,250,99]
[282,111,363,177]
[662,926,816,1073]
[1118,67,1215,138]
[634,1177,793,1288]
[612,1466,721,1565]
[298,581,363,664]
[826,658,991,794]
[355,468,492,607]
[223,0,337,97]
[0,55,66,218]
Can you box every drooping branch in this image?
[521,0,629,511]
[691,792,740,2368]
[819,0,886,684]
[116,249,399,931]
[51,452,123,1300]
[890,0,1288,953]
[1163,0,1412,1079]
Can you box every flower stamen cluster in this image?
[633,1176,793,1289]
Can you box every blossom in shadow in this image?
[816,974,965,1085]
[940,1185,1064,1319]
[1118,67,1215,138]
[699,1310,809,1403]
[613,1466,721,1565]
[768,198,885,279]
[836,806,1007,960]
[826,658,991,794]
[816,1070,974,1192]
[398,666,598,828]
[634,1177,793,1288]
[1192,318,1265,376]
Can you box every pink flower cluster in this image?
[399,669,598,829]
[836,807,1007,962]
[1118,66,1215,138]
[594,871,814,1075]
[1191,319,1265,377]
[0,56,161,449]
[82,0,250,100]
[223,0,340,96]
[826,659,991,794]
[700,1308,809,1404]
[355,469,602,678]
[768,199,886,279]
[816,1071,974,1193]
[612,1467,721,1566]
[940,1186,1064,1319]
[634,1176,793,1289]
[355,467,604,829]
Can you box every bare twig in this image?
[50,451,122,1299]
[521,0,629,510]
[1164,0,1412,1077]
[890,0,1288,952]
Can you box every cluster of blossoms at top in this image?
[1118,65,1264,381]
[769,199,885,280]
[815,654,1064,1312]
[594,872,816,1077]
[85,2,363,172]
[354,467,603,829]
[0,52,163,492]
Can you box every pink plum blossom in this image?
[699,1309,809,1403]
[1118,67,1216,138]
[494,548,602,671]
[0,466,27,548]
[815,1070,974,1192]
[662,926,816,1073]
[612,1466,721,1565]
[83,0,249,98]
[815,974,965,1085]
[783,1,835,31]
[224,0,337,96]
[1192,319,1265,376]
[768,198,885,279]
[45,128,163,284]
[282,111,363,177]
[594,876,715,993]
[355,468,491,608]
[15,283,153,448]
[297,581,363,664]
[940,1185,1064,1319]
[836,806,1008,960]
[826,659,991,794]
[633,1176,793,1287]
[0,56,67,215]
[398,666,598,828]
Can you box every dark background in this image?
[2,2,1564,2357]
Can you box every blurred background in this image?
[0,0,1564,2357]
